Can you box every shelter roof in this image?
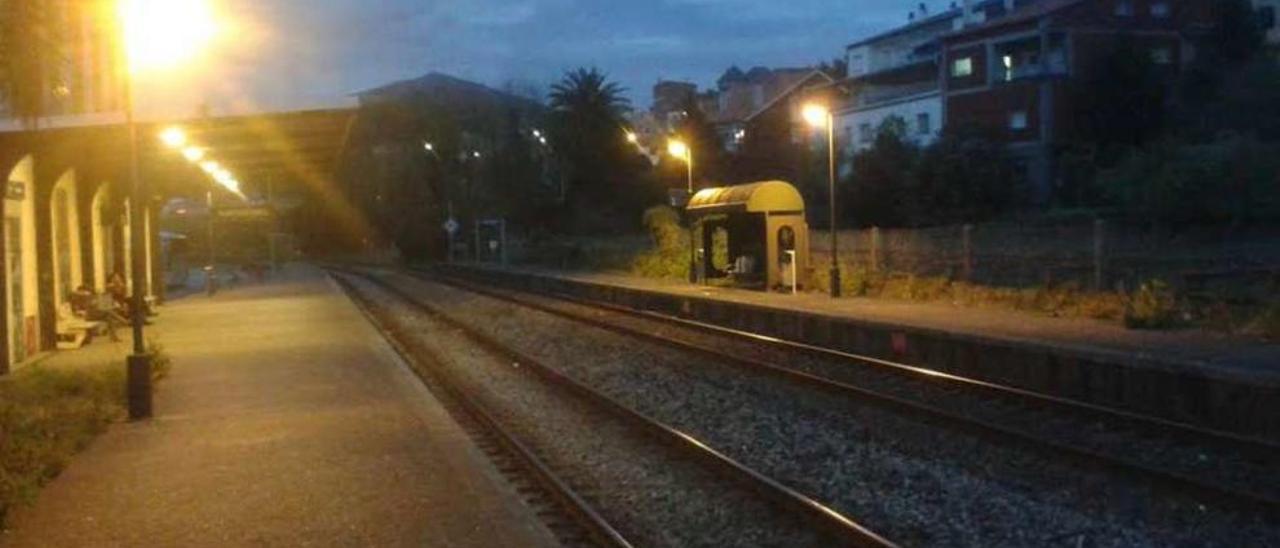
[687,180,804,214]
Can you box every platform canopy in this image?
[144,108,356,197]
[686,180,805,215]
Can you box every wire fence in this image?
[811,222,1280,295]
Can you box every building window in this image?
[1115,0,1133,17]
[1261,6,1277,30]
[916,113,931,135]
[951,57,973,77]
[1150,47,1173,65]
[1150,2,1170,18]
[859,123,873,143]
[1009,111,1028,130]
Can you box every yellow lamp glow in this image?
[160,127,187,148]
[802,104,831,128]
[625,131,638,144]
[181,146,205,162]
[119,0,220,73]
[667,139,689,161]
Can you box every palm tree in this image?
[0,0,66,127]
[548,67,630,122]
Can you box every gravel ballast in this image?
[343,273,837,547]
[384,269,1280,547]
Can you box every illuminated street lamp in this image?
[803,103,841,298]
[159,126,187,148]
[181,146,205,162]
[119,0,220,419]
[667,138,698,283]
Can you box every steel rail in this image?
[347,267,897,548]
[418,266,1280,514]
[330,270,634,548]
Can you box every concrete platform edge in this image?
[437,263,1279,440]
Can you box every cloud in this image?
[153,0,943,114]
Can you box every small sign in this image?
[668,189,691,208]
[443,218,459,235]
[6,180,25,201]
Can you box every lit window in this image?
[1150,2,1170,18]
[951,57,973,77]
[1150,47,1173,65]
[916,113,931,135]
[1115,0,1134,17]
[1009,111,1028,130]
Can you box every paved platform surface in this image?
[0,264,558,547]
[494,266,1280,383]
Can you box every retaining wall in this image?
[438,264,1280,440]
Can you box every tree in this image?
[547,68,656,231]
[1076,36,1166,158]
[0,0,64,126]
[846,117,916,227]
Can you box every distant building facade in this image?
[834,0,1008,158]
[702,66,832,151]
[940,0,1217,200]
[0,0,125,123]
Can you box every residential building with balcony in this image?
[702,66,830,152]
[940,0,1216,201]
[833,0,1008,158]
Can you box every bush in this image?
[1102,136,1280,225]
[630,206,691,280]
[1124,279,1181,329]
[0,364,124,526]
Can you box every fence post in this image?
[962,224,974,282]
[1093,219,1107,290]
[870,227,881,272]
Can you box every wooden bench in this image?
[56,303,106,350]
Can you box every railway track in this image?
[332,267,895,547]
[416,265,1280,515]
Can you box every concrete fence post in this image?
[962,224,974,282]
[870,227,881,272]
[1093,219,1107,290]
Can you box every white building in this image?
[833,0,1005,160]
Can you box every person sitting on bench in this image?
[70,285,125,341]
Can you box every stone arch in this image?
[4,155,40,366]
[90,183,116,293]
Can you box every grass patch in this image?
[810,263,1130,323]
[0,363,125,526]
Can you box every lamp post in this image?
[803,104,841,298]
[119,0,219,419]
[667,139,696,283]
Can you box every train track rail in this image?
[332,272,631,548]
[417,265,1280,515]
[333,267,896,547]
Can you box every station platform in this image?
[437,263,1280,440]
[0,264,558,547]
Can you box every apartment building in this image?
[940,0,1216,200]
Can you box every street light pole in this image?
[684,146,696,284]
[123,68,152,420]
[826,111,841,298]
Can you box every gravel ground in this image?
[343,273,836,548]
[383,270,1280,547]
[442,272,1280,504]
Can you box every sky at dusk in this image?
[135,0,932,118]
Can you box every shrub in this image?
[630,206,691,280]
[0,364,124,526]
[1124,279,1181,329]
